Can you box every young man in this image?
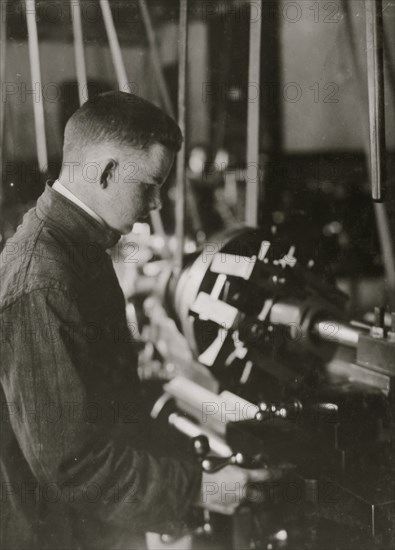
[0,92,270,549]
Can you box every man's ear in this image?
[100,159,117,189]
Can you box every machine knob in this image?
[192,435,211,458]
[255,400,302,421]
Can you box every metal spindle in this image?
[365,0,386,202]
[0,1,7,233]
[175,0,188,272]
[138,0,175,118]
[245,0,262,226]
[71,0,88,106]
[25,0,48,171]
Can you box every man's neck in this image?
[53,180,106,227]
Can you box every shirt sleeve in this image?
[0,286,202,533]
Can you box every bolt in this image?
[371,306,385,339]
[388,312,395,343]
[374,306,385,328]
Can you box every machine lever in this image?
[201,452,262,473]
[192,435,263,473]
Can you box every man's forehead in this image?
[123,143,172,163]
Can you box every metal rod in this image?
[138,0,175,118]
[70,0,88,106]
[212,14,233,152]
[25,0,48,171]
[100,0,166,240]
[365,0,386,202]
[245,0,262,226]
[100,0,129,92]
[0,1,7,232]
[175,0,188,272]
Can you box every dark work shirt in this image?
[0,184,201,550]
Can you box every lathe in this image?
[138,225,395,550]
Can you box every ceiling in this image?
[3,0,236,44]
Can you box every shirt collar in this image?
[36,182,121,250]
[52,180,106,227]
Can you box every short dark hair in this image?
[63,91,182,158]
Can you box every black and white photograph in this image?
[0,1,394,549]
